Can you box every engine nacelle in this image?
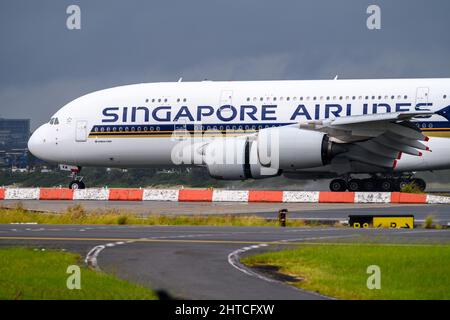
[257,127,331,170]
[204,138,279,180]
[203,127,335,180]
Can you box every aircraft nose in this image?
[28,125,46,160]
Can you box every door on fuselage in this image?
[75,120,88,142]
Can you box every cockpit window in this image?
[49,117,59,125]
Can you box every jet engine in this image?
[203,126,338,180]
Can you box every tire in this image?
[362,179,376,191]
[329,179,347,192]
[69,181,85,190]
[411,178,426,192]
[347,179,362,192]
[379,179,394,192]
[398,179,409,191]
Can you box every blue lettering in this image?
[396,103,411,112]
[197,106,214,121]
[152,106,171,122]
[315,104,320,120]
[325,104,342,118]
[217,105,237,122]
[261,105,277,121]
[102,107,119,123]
[373,103,391,114]
[346,104,351,116]
[240,105,258,121]
[122,107,128,122]
[174,106,194,121]
[290,104,312,120]
[415,102,432,111]
[131,106,150,122]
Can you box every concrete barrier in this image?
[248,190,283,202]
[319,192,355,203]
[143,189,179,201]
[0,187,449,204]
[282,191,319,203]
[390,192,427,204]
[212,190,249,202]
[5,188,40,200]
[73,188,109,201]
[178,189,213,202]
[354,192,391,203]
[39,188,74,200]
[109,189,143,201]
[426,194,450,204]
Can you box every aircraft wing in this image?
[295,111,432,169]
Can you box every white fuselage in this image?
[28,78,450,175]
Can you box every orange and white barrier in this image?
[4,188,40,200]
[0,187,448,204]
[73,188,109,200]
[142,189,179,201]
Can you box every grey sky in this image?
[1,0,449,129]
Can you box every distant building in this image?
[0,118,31,168]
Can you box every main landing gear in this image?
[59,164,86,189]
[329,175,426,192]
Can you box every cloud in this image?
[1,0,450,129]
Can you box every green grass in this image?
[0,247,158,300]
[0,205,308,227]
[242,243,450,300]
[400,182,425,194]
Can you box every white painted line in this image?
[85,245,106,270]
[9,222,38,225]
[227,234,362,299]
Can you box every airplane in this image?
[27,78,450,192]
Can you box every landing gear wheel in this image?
[69,181,85,190]
[329,179,347,192]
[362,179,376,191]
[411,178,426,192]
[347,179,362,192]
[398,179,410,191]
[379,179,394,192]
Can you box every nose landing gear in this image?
[59,164,85,190]
[69,180,85,190]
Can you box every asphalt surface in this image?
[2,200,450,224]
[0,224,449,299]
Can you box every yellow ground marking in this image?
[0,236,301,245]
[0,236,446,247]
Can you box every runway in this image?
[0,223,449,299]
[2,200,450,224]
